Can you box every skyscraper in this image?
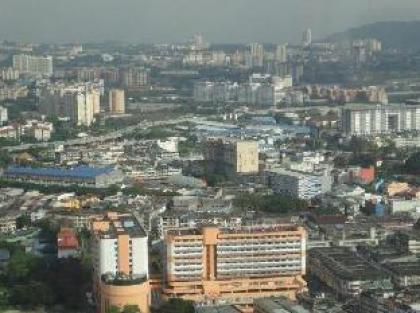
[275,44,288,63]
[12,54,53,76]
[109,89,125,114]
[39,82,102,126]
[249,43,264,67]
[120,68,149,90]
[68,91,95,127]
[302,29,312,47]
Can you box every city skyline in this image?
[1,0,420,44]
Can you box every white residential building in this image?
[0,106,8,125]
[13,54,53,76]
[269,168,332,200]
[342,103,420,136]
[39,82,101,126]
[91,212,149,279]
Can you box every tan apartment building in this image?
[163,225,307,312]
[204,139,259,174]
[109,89,125,114]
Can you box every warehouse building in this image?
[3,165,123,187]
[383,260,420,288]
[308,247,392,297]
[254,297,309,313]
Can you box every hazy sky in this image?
[1,0,420,44]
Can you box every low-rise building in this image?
[0,214,17,233]
[195,306,242,313]
[57,227,79,258]
[308,247,392,297]
[383,260,420,287]
[254,297,309,313]
[3,165,123,188]
[269,168,332,200]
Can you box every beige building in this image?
[164,225,307,312]
[91,212,150,313]
[68,92,95,127]
[120,67,149,89]
[91,88,101,114]
[39,83,100,126]
[204,139,259,174]
[109,89,125,114]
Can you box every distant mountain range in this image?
[326,21,420,50]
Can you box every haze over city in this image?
[4,1,420,313]
[1,0,420,43]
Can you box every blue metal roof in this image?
[4,165,115,179]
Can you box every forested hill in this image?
[326,21,420,50]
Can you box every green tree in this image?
[9,281,54,307]
[106,305,121,313]
[16,214,31,229]
[6,251,42,282]
[0,286,10,308]
[405,152,420,175]
[159,299,194,313]
[122,304,141,313]
[234,193,308,214]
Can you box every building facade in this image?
[3,165,123,187]
[163,225,307,311]
[39,82,101,126]
[13,54,53,76]
[269,168,332,200]
[204,139,259,174]
[91,212,150,313]
[120,67,149,89]
[254,297,309,313]
[308,247,392,297]
[341,103,420,136]
[109,89,125,114]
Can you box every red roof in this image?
[57,228,79,250]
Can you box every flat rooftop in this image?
[269,167,326,177]
[95,214,147,238]
[343,103,420,111]
[309,247,389,281]
[4,165,115,179]
[255,297,309,313]
[384,261,420,276]
[195,306,241,313]
[166,224,302,237]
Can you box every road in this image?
[3,105,338,152]
[3,115,198,153]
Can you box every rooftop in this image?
[195,306,241,313]
[167,224,303,237]
[4,165,115,179]
[384,261,420,276]
[309,247,390,281]
[255,297,309,313]
[343,103,420,111]
[94,213,147,238]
